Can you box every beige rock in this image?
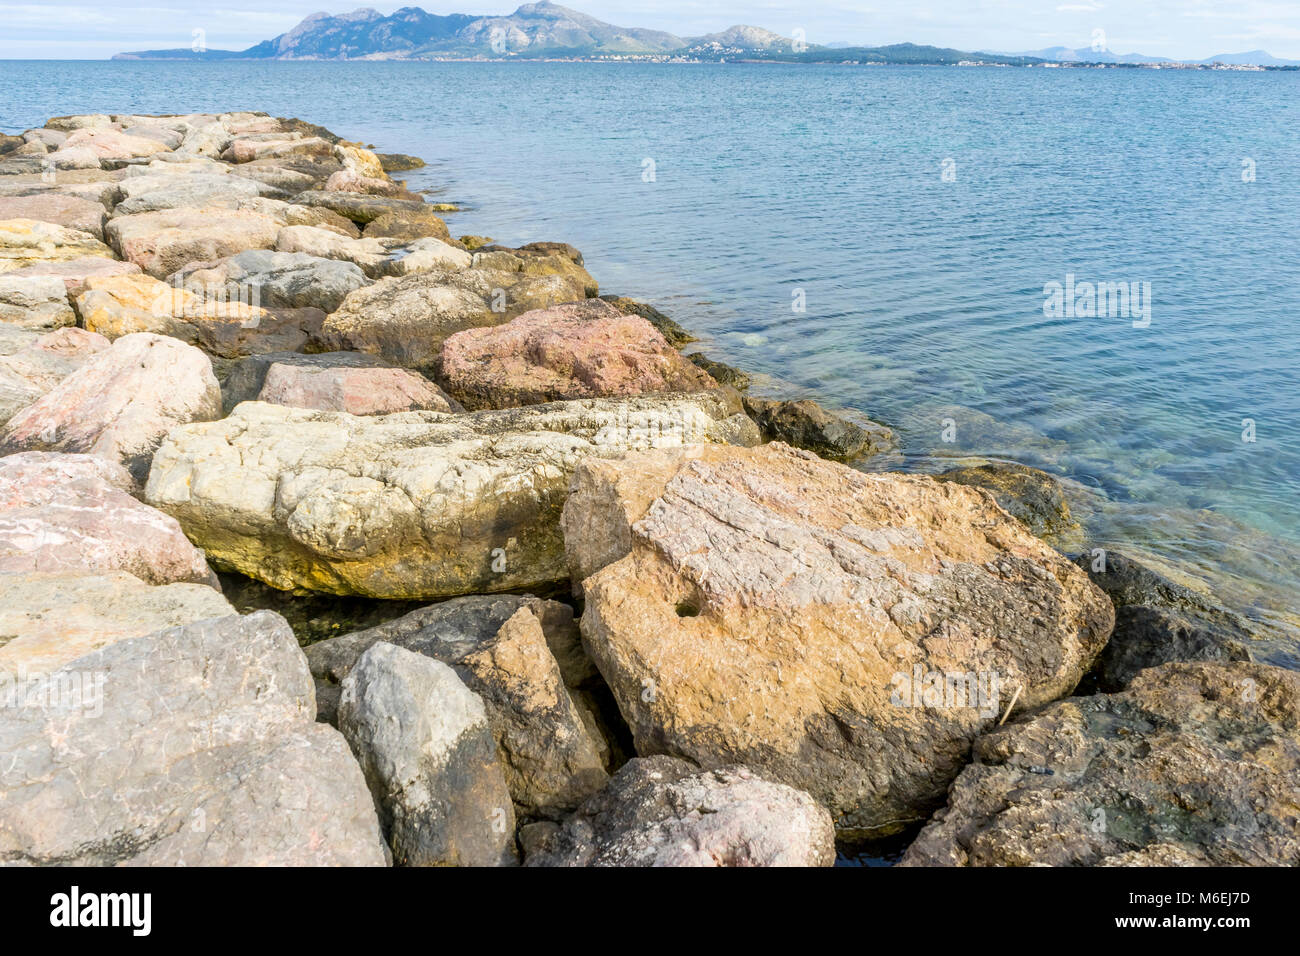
[0,274,75,329]
[105,206,281,278]
[0,219,113,274]
[64,127,172,160]
[563,442,1115,837]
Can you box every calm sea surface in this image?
[4,61,1298,659]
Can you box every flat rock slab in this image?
[1,255,140,296]
[0,611,390,865]
[0,193,107,239]
[0,571,234,677]
[174,248,370,313]
[899,661,1300,866]
[563,442,1115,837]
[0,274,76,329]
[106,206,281,278]
[144,393,751,599]
[0,451,218,587]
[0,332,222,484]
[523,756,836,867]
[438,299,718,411]
[0,219,113,274]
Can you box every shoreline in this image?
[0,109,1295,867]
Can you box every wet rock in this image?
[0,451,218,587]
[899,662,1300,866]
[742,395,895,462]
[935,461,1081,541]
[376,153,426,172]
[564,442,1114,837]
[0,332,221,484]
[309,597,608,817]
[523,756,836,867]
[0,274,75,329]
[338,642,517,866]
[599,294,696,348]
[438,300,719,411]
[0,611,390,865]
[144,393,750,599]
[687,352,751,390]
[1074,550,1256,691]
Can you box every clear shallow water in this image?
[4,61,1298,658]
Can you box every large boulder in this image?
[105,206,281,278]
[438,300,719,411]
[113,173,269,215]
[0,327,108,425]
[0,274,75,329]
[599,294,696,348]
[274,225,392,277]
[63,126,172,160]
[173,248,369,313]
[0,255,140,296]
[144,393,751,599]
[0,611,390,865]
[0,219,113,274]
[0,192,107,239]
[292,190,430,225]
[338,642,517,866]
[0,332,222,484]
[899,662,1300,866]
[0,571,234,677]
[0,451,217,586]
[258,357,459,416]
[563,442,1115,837]
[308,596,609,818]
[523,756,836,867]
[1074,550,1256,691]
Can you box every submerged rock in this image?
[563,442,1114,837]
[338,642,517,866]
[687,352,751,390]
[0,332,222,484]
[899,661,1300,866]
[438,299,718,410]
[144,393,750,599]
[935,461,1081,542]
[523,756,836,867]
[0,611,390,865]
[742,395,895,462]
[309,595,608,818]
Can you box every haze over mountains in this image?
[111,2,1297,66]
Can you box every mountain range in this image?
[111,2,1298,66]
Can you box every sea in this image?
[4,59,1298,662]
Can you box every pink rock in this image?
[0,452,218,587]
[0,326,109,391]
[3,256,141,296]
[63,127,171,160]
[0,332,222,483]
[324,170,409,198]
[438,299,718,411]
[105,206,282,279]
[0,193,107,240]
[258,361,461,415]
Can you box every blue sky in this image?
[3,1,1300,60]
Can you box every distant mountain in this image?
[995,45,1298,66]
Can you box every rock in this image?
[376,153,426,172]
[523,756,836,867]
[742,395,895,462]
[0,332,222,484]
[322,266,594,373]
[334,143,387,179]
[63,127,172,161]
[254,355,460,416]
[0,193,106,240]
[0,451,218,587]
[229,161,332,197]
[338,642,517,866]
[180,122,233,158]
[324,170,412,197]
[44,147,103,171]
[363,207,451,242]
[687,352,751,390]
[0,135,23,155]
[0,327,107,425]
[22,129,68,150]
[438,300,719,411]
[144,392,750,599]
[899,662,1300,867]
[113,173,269,215]
[0,571,235,677]
[224,136,334,165]
[105,206,281,279]
[384,237,473,276]
[935,461,1080,541]
[0,274,75,329]
[0,611,390,865]
[599,294,696,348]
[1074,550,1256,691]
[563,442,1115,837]
[308,597,608,817]
[0,256,140,296]
[173,249,369,313]
[223,350,381,410]
[281,203,361,238]
[293,190,430,225]
[274,225,391,277]
[0,219,113,274]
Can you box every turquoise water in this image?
[4,61,1298,655]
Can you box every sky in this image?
[3,0,1300,60]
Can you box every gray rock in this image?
[173,248,369,314]
[1075,550,1256,691]
[222,350,386,413]
[687,352,751,390]
[309,595,608,817]
[0,611,390,865]
[338,642,517,866]
[113,173,269,215]
[742,395,896,462]
[0,274,75,329]
[523,756,836,867]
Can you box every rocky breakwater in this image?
[1,111,1293,868]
